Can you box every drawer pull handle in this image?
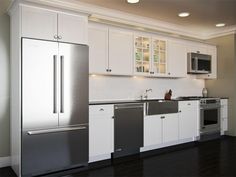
[188,103,191,105]
[99,108,104,111]
[161,116,165,119]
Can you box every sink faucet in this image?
[144,89,153,99]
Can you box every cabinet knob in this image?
[161,116,165,119]
[99,108,104,111]
[106,69,109,72]
[54,35,58,39]
[179,110,182,113]
[58,35,62,40]
[109,69,112,72]
[168,72,171,75]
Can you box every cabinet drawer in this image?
[89,105,114,116]
[220,99,228,105]
[179,101,198,108]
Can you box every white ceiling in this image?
[0,0,12,15]
[78,0,236,37]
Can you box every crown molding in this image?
[12,0,236,40]
[202,25,236,39]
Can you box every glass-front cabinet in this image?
[152,39,167,75]
[134,36,151,74]
[134,35,167,76]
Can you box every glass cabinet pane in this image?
[152,39,166,75]
[135,36,150,73]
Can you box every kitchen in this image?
[0,0,236,177]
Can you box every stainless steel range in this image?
[199,98,221,135]
[178,96,221,140]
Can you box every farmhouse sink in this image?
[146,100,178,115]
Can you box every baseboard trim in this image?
[0,156,11,168]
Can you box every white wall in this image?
[89,75,205,101]
[0,14,10,158]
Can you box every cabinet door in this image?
[134,36,151,75]
[88,26,109,74]
[162,114,179,143]
[144,115,162,146]
[58,13,88,44]
[206,46,217,79]
[168,41,187,78]
[109,30,133,75]
[21,6,57,41]
[179,101,198,140]
[89,114,113,157]
[152,39,167,76]
[221,101,228,133]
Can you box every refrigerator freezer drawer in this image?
[22,125,88,177]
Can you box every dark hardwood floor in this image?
[2,136,236,177]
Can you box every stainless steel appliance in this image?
[146,100,178,115]
[178,96,221,140]
[21,38,88,176]
[187,52,211,74]
[200,98,221,135]
[113,103,144,158]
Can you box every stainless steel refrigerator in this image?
[21,38,88,177]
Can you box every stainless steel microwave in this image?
[187,52,212,74]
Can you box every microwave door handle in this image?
[195,57,198,72]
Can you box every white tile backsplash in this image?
[89,75,205,101]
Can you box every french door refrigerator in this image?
[21,38,88,177]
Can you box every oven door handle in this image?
[200,106,221,110]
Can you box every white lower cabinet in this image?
[179,101,198,140]
[144,113,179,147]
[162,114,179,143]
[221,99,228,134]
[89,105,114,162]
[144,115,162,146]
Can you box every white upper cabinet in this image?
[187,43,217,79]
[134,35,151,75]
[168,41,187,78]
[88,25,109,74]
[134,35,168,77]
[109,29,133,75]
[151,38,168,76]
[179,101,198,140]
[57,13,88,44]
[21,5,88,44]
[21,6,57,41]
[88,24,133,75]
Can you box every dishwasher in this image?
[113,103,144,158]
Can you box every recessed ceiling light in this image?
[127,0,139,4]
[178,12,190,17]
[215,23,225,27]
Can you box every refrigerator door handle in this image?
[53,55,58,114]
[27,126,87,135]
[60,55,64,113]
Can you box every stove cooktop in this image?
[177,96,219,100]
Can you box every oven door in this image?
[200,105,220,134]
